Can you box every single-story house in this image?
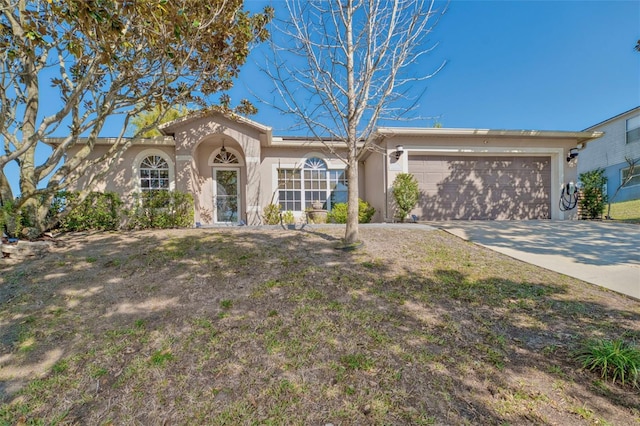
[56,111,603,225]
[578,106,640,203]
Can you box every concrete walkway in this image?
[431,221,640,299]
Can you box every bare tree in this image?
[0,0,272,238]
[605,156,639,219]
[267,0,445,244]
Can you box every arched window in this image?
[140,155,170,191]
[304,157,328,207]
[277,157,347,211]
[213,150,240,164]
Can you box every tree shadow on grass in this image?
[371,267,640,424]
[0,227,638,424]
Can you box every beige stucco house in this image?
[61,111,603,225]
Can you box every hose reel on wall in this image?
[559,181,579,211]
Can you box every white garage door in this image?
[408,155,551,220]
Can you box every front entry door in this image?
[213,168,240,223]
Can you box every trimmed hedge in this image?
[50,190,194,232]
[126,190,194,229]
[52,191,122,232]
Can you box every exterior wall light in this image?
[395,145,404,160]
[566,147,578,163]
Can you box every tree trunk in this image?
[344,152,360,244]
[15,48,43,239]
[342,0,360,245]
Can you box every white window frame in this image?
[133,149,175,192]
[620,164,640,188]
[207,147,245,166]
[275,156,347,212]
[626,115,640,145]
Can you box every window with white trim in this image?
[140,155,170,191]
[621,164,640,187]
[626,115,640,144]
[278,157,347,211]
[213,150,239,164]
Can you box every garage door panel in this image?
[409,155,551,220]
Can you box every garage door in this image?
[408,155,551,220]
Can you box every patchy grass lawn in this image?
[608,199,640,223]
[1,227,639,425]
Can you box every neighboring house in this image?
[50,111,602,225]
[579,106,640,203]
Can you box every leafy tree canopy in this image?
[0,0,272,238]
[129,105,191,138]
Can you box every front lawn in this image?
[608,198,640,223]
[1,227,638,424]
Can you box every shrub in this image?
[327,199,375,224]
[127,191,194,229]
[281,210,295,225]
[0,200,40,238]
[358,199,376,223]
[392,173,419,222]
[0,201,21,237]
[53,191,122,232]
[573,339,640,387]
[263,204,281,225]
[579,169,608,219]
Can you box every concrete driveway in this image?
[432,221,640,299]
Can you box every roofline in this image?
[271,135,355,147]
[374,127,604,144]
[44,136,175,147]
[582,106,640,131]
[159,110,272,138]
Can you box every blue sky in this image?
[4,0,640,193]
[234,0,640,133]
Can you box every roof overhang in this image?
[269,135,352,149]
[583,106,640,131]
[374,127,604,145]
[44,136,175,147]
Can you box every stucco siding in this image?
[66,144,176,200]
[362,152,385,222]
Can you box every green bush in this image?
[579,169,608,219]
[263,204,281,225]
[281,210,295,225]
[1,200,49,238]
[0,201,21,237]
[53,191,122,232]
[392,173,419,222]
[574,339,640,387]
[327,199,375,224]
[127,190,194,229]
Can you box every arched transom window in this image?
[140,155,170,191]
[213,150,239,164]
[277,157,347,211]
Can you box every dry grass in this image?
[608,198,640,223]
[1,226,639,425]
